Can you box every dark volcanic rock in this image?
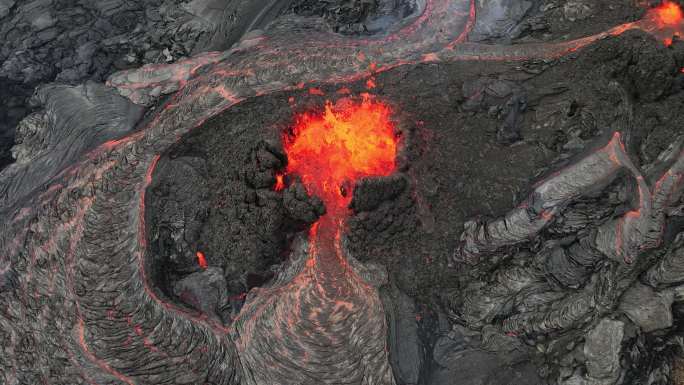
[380,284,424,385]
[288,0,420,35]
[283,179,326,224]
[470,0,534,42]
[173,267,229,320]
[619,283,674,333]
[0,0,288,86]
[582,30,676,102]
[0,259,18,293]
[0,80,33,170]
[427,327,543,385]
[3,2,684,382]
[350,174,408,212]
[129,29,684,384]
[146,155,210,288]
[0,81,144,212]
[0,0,289,171]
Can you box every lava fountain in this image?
[284,95,398,295]
[652,0,683,27]
[645,0,684,46]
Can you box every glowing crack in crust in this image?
[1,0,684,384]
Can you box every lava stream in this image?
[284,96,398,293]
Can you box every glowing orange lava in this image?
[644,1,684,45]
[274,173,285,191]
[654,1,683,26]
[196,251,208,269]
[284,96,398,215]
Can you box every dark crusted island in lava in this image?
[2,0,684,384]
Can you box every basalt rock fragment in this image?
[644,233,684,288]
[618,283,674,333]
[283,179,326,224]
[350,174,408,213]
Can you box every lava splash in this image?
[285,96,398,216]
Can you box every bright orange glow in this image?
[196,251,208,269]
[645,1,684,45]
[654,1,683,26]
[284,97,397,214]
[274,173,285,191]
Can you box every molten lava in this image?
[196,251,208,269]
[284,96,397,216]
[283,95,398,287]
[654,1,683,26]
[274,173,285,191]
[645,0,684,45]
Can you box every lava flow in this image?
[284,95,398,290]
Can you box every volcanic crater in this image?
[3,1,684,385]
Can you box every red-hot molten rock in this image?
[646,0,684,46]
[284,96,398,216]
[284,95,398,288]
[653,1,683,26]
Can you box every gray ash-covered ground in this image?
[145,28,684,384]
